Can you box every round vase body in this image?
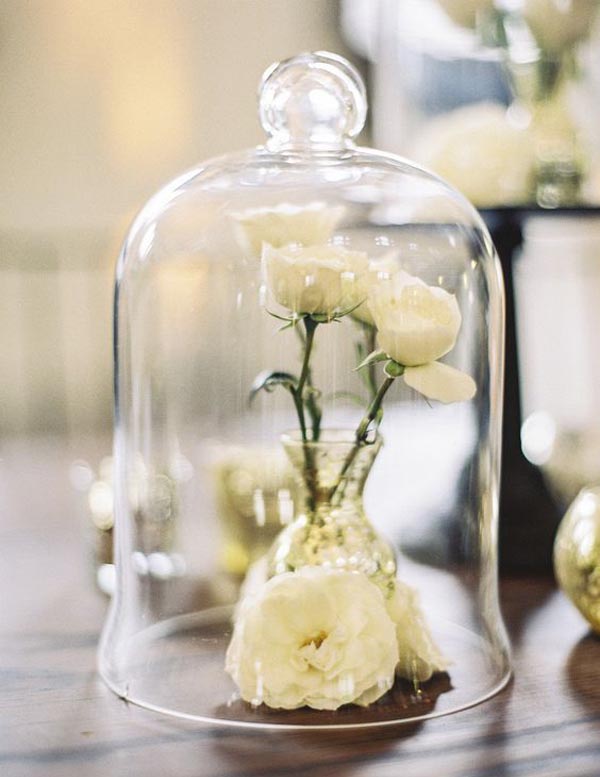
[99,51,510,727]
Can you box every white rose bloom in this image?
[350,253,399,327]
[225,567,399,710]
[368,271,462,366]
[404,361,476,403]
[413,103,535,207]
[231,202,344,257]
[387,581,449,683]
[262,243,368,318]
[523,0,600,53]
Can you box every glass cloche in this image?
[99,51,510,728]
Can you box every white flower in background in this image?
[368,270,476,403]
[386,581,449,683]
[413,103,535,207]
[522,0,600,54]
[262,243,368,318]
[225,567,399,710]
[349,253,399,326]
[231,202,345,257]
[436,0,493,28]
[368,271,462,366]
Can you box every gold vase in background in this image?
[554,485,600,634]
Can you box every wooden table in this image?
[1,437,599,777]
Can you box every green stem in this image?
[329,375,396,506]
[365,325,378,401]
[305,384,322,442]
[294,324,321,441]
[290,390,307,442]
[293,317,319,512]
[295,317,318,442]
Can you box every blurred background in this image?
[0,0,355,441]
[3,0,600,581]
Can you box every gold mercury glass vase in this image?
[267,430,397,596]
[554,485,600,634]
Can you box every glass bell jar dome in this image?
[99,51,510,728]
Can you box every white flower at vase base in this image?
[387,581,449,682]
[226,566,398,710]
[231,202,345,257]
[226,564,449,711]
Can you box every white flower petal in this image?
[231,202,344,257]
[403,361,476,404]
[349,252,399,326]
[262,243,368,317]
[386,581,449,683]
[225,567,398,710]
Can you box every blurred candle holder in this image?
[209,443,299,578]
[70,458,115,595]
[70,455,189,595]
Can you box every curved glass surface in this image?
[99,51,510,728]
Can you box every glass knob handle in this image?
[258,50,367,152]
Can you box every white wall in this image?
[0,0,352,435]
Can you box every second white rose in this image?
[262,243,369,318]
[368,271,462,366]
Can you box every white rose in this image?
[413,103,535,207]
[368,271,462,366]
[368,270,476,403]
[386,581,449,683]
[262,243,368,318]
[523,0,600,53]
[403,361,477,403]
[350,253,399,327]
[225,567,399,710]
[231,202,344,257]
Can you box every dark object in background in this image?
[482,208,600,573]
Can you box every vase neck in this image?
[281,430,381,513]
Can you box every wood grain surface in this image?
[1,437,599,777]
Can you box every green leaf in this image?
[334,298,367,319]
[308,299,367,325]
[354,349,388,372]
[384,360,405,378]
[266,308,305,325]
[249,370,298,404]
